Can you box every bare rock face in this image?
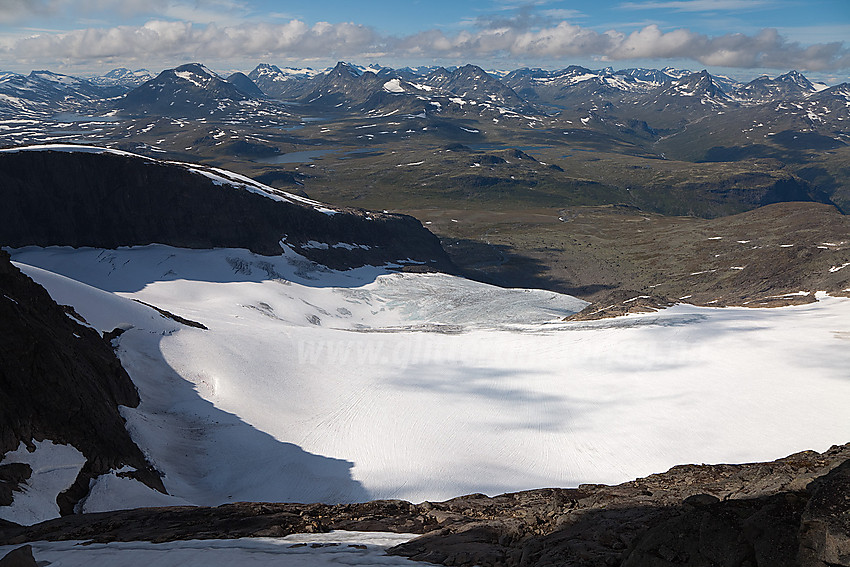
[0,251,163,515]
[798,460,850,566]
[391,445,850,567]
[1,444,847,566]
[0,465,31,507]
[0,545,37,567]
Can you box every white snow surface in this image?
[0,532,434,566]
[81,472,193,514]
[0,441,86,526]
[8,245,850,510]
[383,79,405,93]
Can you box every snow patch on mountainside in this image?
[0,532,433,566]
[383,79,405,93]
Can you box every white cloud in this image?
[2,15,848,72]
[607,24,850,70]
[509,22,620,57]
[5,19,380,64]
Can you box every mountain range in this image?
[0,60,842,119]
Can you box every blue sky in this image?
[1,0,848,82]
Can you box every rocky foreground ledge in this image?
[2,443,848,567]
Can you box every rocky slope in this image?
[2,443,847,566]
[0,147,453,272]
[0,251,163,514]
[423,201,850,314]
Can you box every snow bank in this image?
[80,472,192,514]
[0,532,432,566]
[383,79,405,93]
[0,441,86,525]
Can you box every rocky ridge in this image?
[0,147,454,272]
[1,444,847,566]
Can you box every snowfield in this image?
[6,244,850,525]
[0,531,435,566]
[0,441,86,525]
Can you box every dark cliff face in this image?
[0,250,162,515]
[0,149,454,272]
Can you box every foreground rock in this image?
[0,251,163,515]
[1,444,847,566]
[0,545,36,567]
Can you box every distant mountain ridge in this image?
[1,60,843,120]
[0,70,125,116]
[117,63,253,117]
[89,68,153,88]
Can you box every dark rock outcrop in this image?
[226,72,264,98]
[0,464,31,507]
[424,65,529,110]
[798,460,850,566]
[2,444,847,567]
[0,250,163,515]
[0,545,36,567]
[391,445,850,567]
[0,148,454,272]
[564,289,676,320]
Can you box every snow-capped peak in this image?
[165,63,226,91]
[331,62,363,78]
[777,70,815,91]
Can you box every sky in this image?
[1,0,849,83]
